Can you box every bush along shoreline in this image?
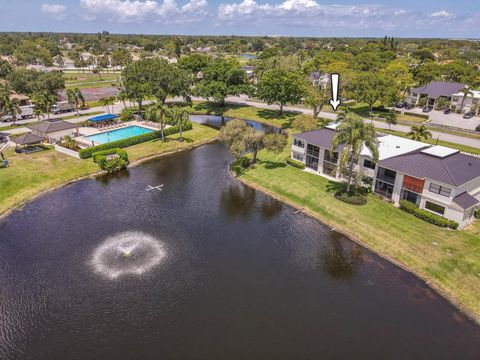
[79,122,193,159]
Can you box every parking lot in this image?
[405,107,480,131]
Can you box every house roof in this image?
[11,132,43,145]
[27,121,79,134]
[411,81,466,98]
[379,150,480,187]
[294,128,338,150]
[453,192,479,210]
[361,134,429,160]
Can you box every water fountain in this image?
[91,231,166,279]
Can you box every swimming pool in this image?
[85,126,154,144]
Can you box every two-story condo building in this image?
[451,90,480,114]
[291,126,480,228]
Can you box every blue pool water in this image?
[85,126,154,144]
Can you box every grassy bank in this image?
[237,146,480,322]
[0,124,218,217]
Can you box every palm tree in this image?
[33,108,45,122]
[6,98,21,125]
[407,125,432,142]
[168,106,190,142]
[99,96,115,113]
[331,113,379,193]
[33,91,56,120]
[145,102,167,140]
[459,86,474,113]
[67,88,85,115]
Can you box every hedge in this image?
[92,148,128,163]
[79,122,192,159]
[286,158,305,169]
[399,200,459,229]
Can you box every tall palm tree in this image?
[99,96,115,113]
[168,106,190,142]
[331,113,379,193]
[33,91,56,120]
[407,125,432,142]
[6,98,21,125]
[67,88,85,115]
[145,102,167,140]
[459,86,474,113]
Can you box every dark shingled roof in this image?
[453,192,479,210]
[411,81,466,98]
[11,132,43,145]
[379,151,480,187]
[27,121,79,134]
[294,128,339,150]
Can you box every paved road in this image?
[223,96,480,149]
[3,96,479,149]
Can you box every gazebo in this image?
[12,133,44,153]
[88,114,119,127]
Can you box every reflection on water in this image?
[320,234,364,281]
[220,183,256,219]
[0,143,479,359]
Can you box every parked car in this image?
[422,106,433,113]
[475,124,480,132]
[443,108,452,115]
[395,102,407,109]
[463,111,474,119]
[405,103,414,110]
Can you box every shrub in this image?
[334,189,367,205]
[119,107,137,122]
[79,122,192,159]
[231,156,250,176]
[399,200,458,229]
[285,158,305,169]
[92,148,128,163]
[475,208,480,219]
[92,148,130,174]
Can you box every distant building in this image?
[28,121,80,143]
[309,72,329,89]
[451,89,480,114]
[407,81,466,107]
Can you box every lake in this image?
[0,143,479,359]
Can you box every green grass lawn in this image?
[192,101,300,128]
[0,124,218,217]
[238,145,480,322]
[64,73,118,84]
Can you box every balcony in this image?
[376,167,397,185]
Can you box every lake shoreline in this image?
[234,171,480,326]
[0,136,218,223]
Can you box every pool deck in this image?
[76,121,171,147]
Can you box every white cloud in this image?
[41,3,67,18]
[216,1,469,31]
[80,0,208,23]
[430,10,453,18]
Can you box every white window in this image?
[293,152,304,161]
[429,183,451,197]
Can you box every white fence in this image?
[54,144,81,159]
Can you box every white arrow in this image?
[329,73,341,111]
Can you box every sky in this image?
[1,0,480,38]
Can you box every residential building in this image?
[375,146,480,228]
[28,121,80,143]
[291,126,480,228]
[451,90,480,114]
[406,81,466,107]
